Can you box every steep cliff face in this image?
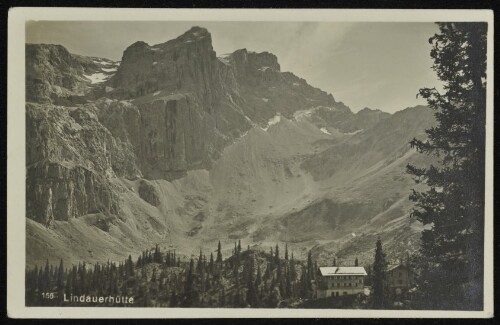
[97,95,227,180]
[25,103,139,224]
[26,162,120,225]
[110,27,222,111]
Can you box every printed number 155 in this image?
[41,292,55,299]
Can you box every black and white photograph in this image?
[7,8,494,318]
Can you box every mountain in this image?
[25,27,435,267]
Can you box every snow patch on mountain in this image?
[101,67,117,73]
[320,127,332,135]
[218,57,230,65]
[294,106,339,121]
[345,129,364,135]
[83,72,109,84]
[262,114,281,131]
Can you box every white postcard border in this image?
[7,7,494,318]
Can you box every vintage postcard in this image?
[7,8,494,318]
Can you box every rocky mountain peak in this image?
[225,48,281,74]
[150,26,213,52]
[110,26,218,99]
[179,26,211,40]
[359,107,380,113]
[248,51,281,72]
[25,43,118,104]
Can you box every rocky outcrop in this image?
[26,44,118,104]
[137,180,160,206]
[26,102,140,178]
[26,162,119,225]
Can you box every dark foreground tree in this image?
[407,22,487,310]
[372,238,386,309]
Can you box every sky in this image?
[26,21,441,113]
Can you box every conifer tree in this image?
[197,249,203,274]
[209,252,214,274]
[307,251,313,280]
[170,287,178,307]
[289,255,297,282]
[49,264,54,287]
[205,271,211,291]
[154,244,161,263]
[355,257,359,267]
[137,255,143,268]
[43,259,50,291]
[37,267,44,294]
[255,263,262,287]
[277,254,283,284]
[219,285,226,306]
[372,238,387,309]
[127,254,134,276]
[183,258,197,307]
[71,266,78,295]
[299,265,310,298]
[216,240,223,264]
[269,247,274,270]
[151,268,157,283]
[366,264,373,286]
[57,259,64,293]
[65,269,72,297]
[233,272,244,307]
[166,251,171,266]
[263,262,271,281]
[285,265,292,299]
[246,256,259,307]
[407,22,487,310]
